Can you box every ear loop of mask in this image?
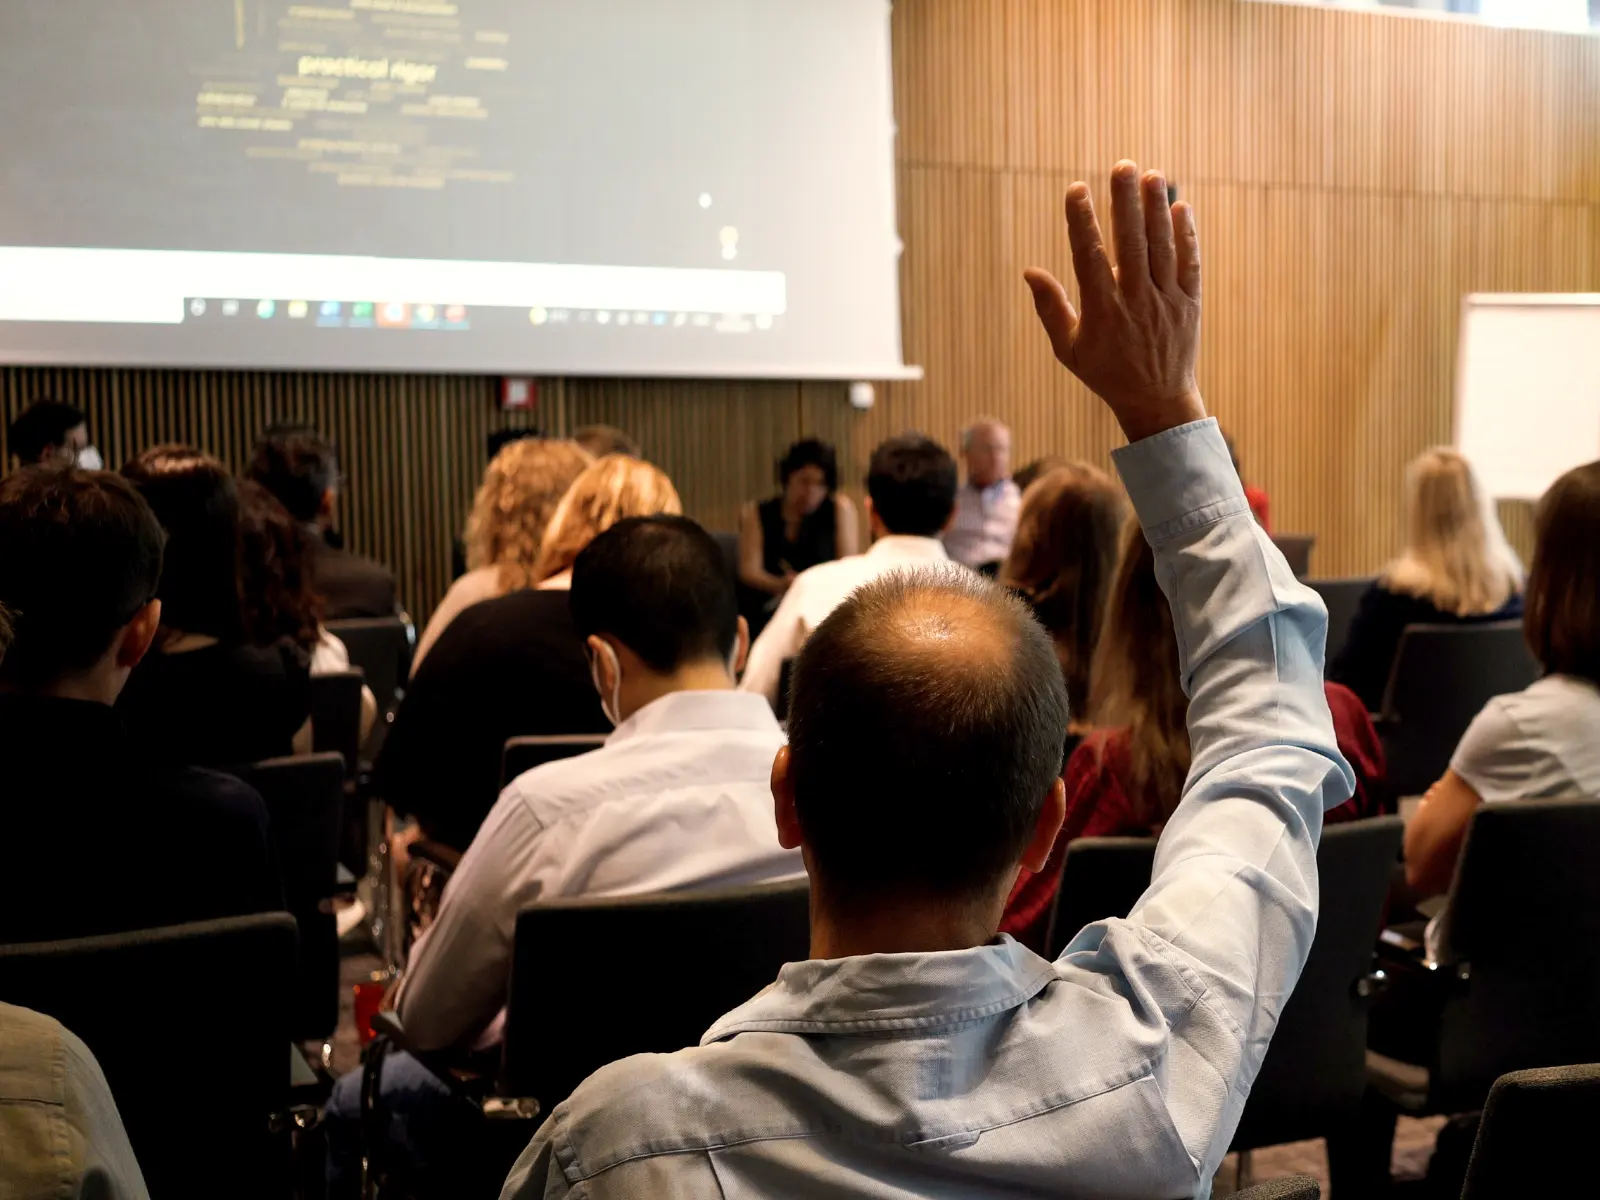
[590,640,623,728]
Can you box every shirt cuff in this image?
[1110,418,1250,544]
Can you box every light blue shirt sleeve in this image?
[1105,417,1355,1176]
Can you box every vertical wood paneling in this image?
[7,0,1598,613]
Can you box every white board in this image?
[1455,295,1600,501]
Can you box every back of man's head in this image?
[867,435,958,537]
[8,399,86,466]
[786,568,1068,906]
[248,425,338,524]
[571,515,737,673]
[0,469,164,691]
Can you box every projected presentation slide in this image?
[0,0,911,378]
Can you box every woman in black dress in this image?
[737,439,859,636]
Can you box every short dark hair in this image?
[247,426,339,523]
[786,568,1069,905]
[122,446,245,641]
[777,438,838,492]
[573,424,641,460]
[570,516,738,674]
[0,468,165,688]
[8,399,86,465]
[866,434,957,537]
[1524,460,1600,686]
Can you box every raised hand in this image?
[1025,161,1205,443]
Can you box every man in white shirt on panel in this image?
[323,515,800,1194]
[738,433,960,705]
[942,417,1021,572]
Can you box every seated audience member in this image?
[377,456,681,852]
[324,516,799,1192]
[238,480,378,742]
[117,446,313,768]
[6,397,99,470]
[997,462,1126,717]
[1222,430,1271,531]
[572,423,640,459]
[500,162,1354,1199]
[247,424,400,619]
[412,437,592,671]
[942,417,1021,571]
[1012,454,1068,494]
[0,468,278,943]
[1002,518,1389,948]
[737,438,859,635]
[0,1003,150,1200]
[1404,459,1600,902]
[739,434,958,704]
[1329,447,1523,711]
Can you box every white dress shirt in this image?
[394,689,800,1052]
[739,535,952,704]
[502,419,1354,1200]
[942,478,1022,568]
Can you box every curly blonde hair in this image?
[463,438,593,594]
[531,456,682,583]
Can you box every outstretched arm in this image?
[1028,162,1354,1177]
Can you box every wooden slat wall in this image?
[7,0,1598,619]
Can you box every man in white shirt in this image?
[739,434,959,705]
[942,417,1021,570]
[324,515,801,1194]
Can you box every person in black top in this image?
[1329,447,1524,711]
[0,467,280,944]
[117,446,312,768]
[248,424,400,619]
[737,439,859,637]
[377,455,682,852]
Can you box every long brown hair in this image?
[999,463,1126,717]
[1088,519,1190,827]
[1382,447,1522,615]
[1524,460,1600,686]
[237,480,322,649]
[463,438,593,594]
[530,456,682,583]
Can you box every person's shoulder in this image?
[156,765,270,824]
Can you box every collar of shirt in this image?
[861,534,950,564]
[607,687,783,745]
[703,937,1054,1042]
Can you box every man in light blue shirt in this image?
[501,161,1354,1199]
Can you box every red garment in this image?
[1244,484,1272,533]
[1002,681,1388,952]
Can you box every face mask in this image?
[76,445,104,471]
[589,640,623,728]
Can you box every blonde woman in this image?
[412,438,592,672]
[1329,447,1523,710]
[377,456,681,852]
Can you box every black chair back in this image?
[325,616,413,717]
[1234,1178,1321,1200]
[500,734,608,789]
[309,667,364,778]
[1270,533,1316,578]
[503,879,811,1107]
[1379,622,1539,796]
[1232,817,1404,1150]
[1460,1063,1600,1200]
[0,914,298,1200]
[1431,799,1600,1111]
[1047,836,1156,960]
[235,752,346,1041]
[1308,576,1375,664]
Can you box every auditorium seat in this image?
[309,667,365,779]
[1308,576,1375,664]
[1234,1179,1320,1200]
[325,615,414,721]
[0,914,299,1200]
[1270,533,1316,578]
[1376,621,1539,795]
[1460,1063,1600,1200]
[500,733,609,789]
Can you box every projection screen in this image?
[0,0,914,379]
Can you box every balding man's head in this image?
[961,418,1012,489]
[785,567,1069,907]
